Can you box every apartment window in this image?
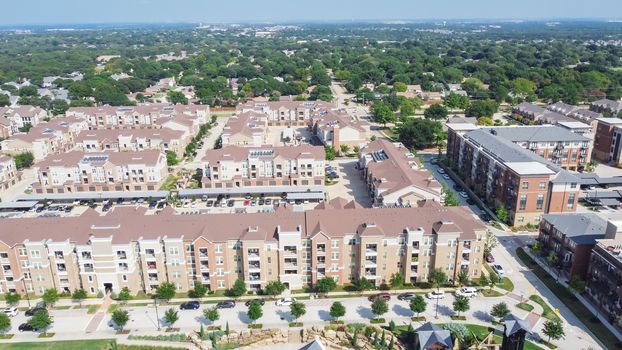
[519,194,527,211]
[20,260,28,268]
[216,268,224,276]
[448,239,457,247]
[172,271,181,278]
[168,247,179,256]
[216,257,224,265]
[447,252,455,259]
[539,182,546,189]
[90,287,95,293]
[36,275,44,282]
[570,182,577,189]
[331,252,339,260]
[301,240,310,247]
[30,250,40,258]
[88,276,93,282]
[332,263,339,272]
[268,268,272,276]
[348,239,357,245]
[567,193,576,209]
[18,248,27,256]
[446,263,454,271]
[521,182,529,189]
[170,259,180,266]
[122,275,128,282]
[185,244,194,253]
[215,244,223,253]
[536,194,544,211]
[217,280,225,288]
[32,262,42,270]
[331,240,339,248]
[517,216,525,223]
[267,257,272,263]
[424,249,432,257]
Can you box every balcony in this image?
[316,244,326,254]
[116,252,127,260]
[201,273,210,282]
[249,273,261,281]
[147,262,157,270]
[118,264,129,271]
[365,258,377,267]
[248,262,261,271]
[54,252,64,260]
[81,252,92,260]
[198,249,208,259]
[284,247,298,256]
[200,261,209,271]
[247,249,261,260]
[83,265,94,273]
[316,257,326,266]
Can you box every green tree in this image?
[111,309,129,330]
[71,289,87,306]
[189,283,208,299]
[491,302,510,321]
[457,269,469,287]
[5,292,20,306]
[542,319,565,344]
[399,99,416,117]
[398,119,444,150]
[371,101,397,127]
[389,272,404,288]
[324,146,336,161]
[167,90,188,105]
[484,231,498,256]
[14,152,34,170]
[444,93,470,110]
[488,272,500,290]
[355,277,375,291]
[117,287,131,303]
[290,302,306,322]
[466,100,499,119]
[453,295,470,317]
[203,306,219,324]
[478,275,490,288]
[371,297,389,319]
[165,151,179,166]
[409,295,427,317]
[0,313,10,333]
[29,309,53,335]
[496,206,508,223]
[155,282,176,300]
[442,184,459,206]
[264,280,286,297]
[424,104,448,120]
[0,94,9,107]
[329,301,346,321]
[42,289,59,307]
[247,300,263,324]
[164,308,179,327]
[227,279,247,298]
[394,82,407,93]
[476,116,494,126]
[315,276,337,293]
[18,123,33,133]
[511,78,537,98]
[430,269,447,291]
[340,144,351,155]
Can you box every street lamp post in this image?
[154,297,161,331]
[22,279,31,307]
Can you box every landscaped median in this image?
[516,247,622,350]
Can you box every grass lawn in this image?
[481,289,503,297]
[517,247,622,350]
[159,175,179,191]
[0,339,115,350]
[528,295,558,321]
[498,277,514,292]
[515,302,534,312]
[454,324,545,350]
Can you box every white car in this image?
[442,174,450,180]
[3,307,17,317]
[454,287,478,298]
[276,298,296,306]
[459,192,469,199]
[491,264,505,276]
[425,291,446,299]
[437,168,446,174]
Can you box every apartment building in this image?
[0,155,20,191]
[0,106,48,138]
[0,117,88,162]
[512,102,574,124]
[593,117,622,166]
[547,102,602,131]
[66,103,209,130]
[359,139,442,207]
[590,99,622,118]
[310,110,370,153]
[447,124,581,226]
[237,100,334,126]
[74,128,187,157]
[33,150,168,194]
[201,145,325,188]
[0,198,485,296]
[537,213,607,280]
[220,111,269,147]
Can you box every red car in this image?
[368,292,391,301]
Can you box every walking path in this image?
[85,295,112,333]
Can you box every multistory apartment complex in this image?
[0,117,88,162]
[74,127,187,157]
[220,111,269,147]
[359,139,442,206]
[590,99,622,117]
[0,106,47,138]
[33,150,168,194]
[0,155,20,191]
[593,117,622,165]
[66,103,209,130]
[310,110,370,153]
[512,102,574,124]
[0,198,485,296]
[537,213,607,280]
[201,145,325,188]
[237,100,334,126]
[447,124,581,226]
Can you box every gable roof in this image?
[416,322,453,349]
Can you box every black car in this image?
[480,213,492,222]
[244,298,265,307]
[397,293,416,301]
[116,198,124,204]
[466,198,476,206]
[149,200,158,209]
[227,200,235,207]
[180,301,200,310]
[206,200,214,207]
[25,307,45,316]
[157,201,166,209]
[216,300,236,309]
[18,323,35,332]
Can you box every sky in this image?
[3,0,622,26]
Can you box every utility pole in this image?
[22,279,31,308]
[154,296,161,331]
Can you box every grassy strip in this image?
[38,333,55,338]
[528,295,558,321]
[515,302,534,312]
[498,277,515,292]
[289,322,303,327]
[248,324,263,329]
[481,289,503,297]
[517,247,622,350]
[370,318,386,324]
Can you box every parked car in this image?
[206,200,214,207]
[149,200,158,209]
[368,292,391,302]
[425,291,446,299]
[265,198,272,205]
[243,199,251,206]
[3,307,18,317]
[244,298,266,307]
[480,213,491,222]
[18,323,35,332]
[227,200,235,207]
[25,307,45,316]
[491,264,505,276]
[442,174,450,180]
[157,201,166,209]
[485,254,495,263]
[454,287,478,298]
[466,198,476,205]
[397,293,416,301]
[276,298,296,307]
[216,300,236,309]
[458,191,469,199]
[179,301,200,310]
[437,168,445,174]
